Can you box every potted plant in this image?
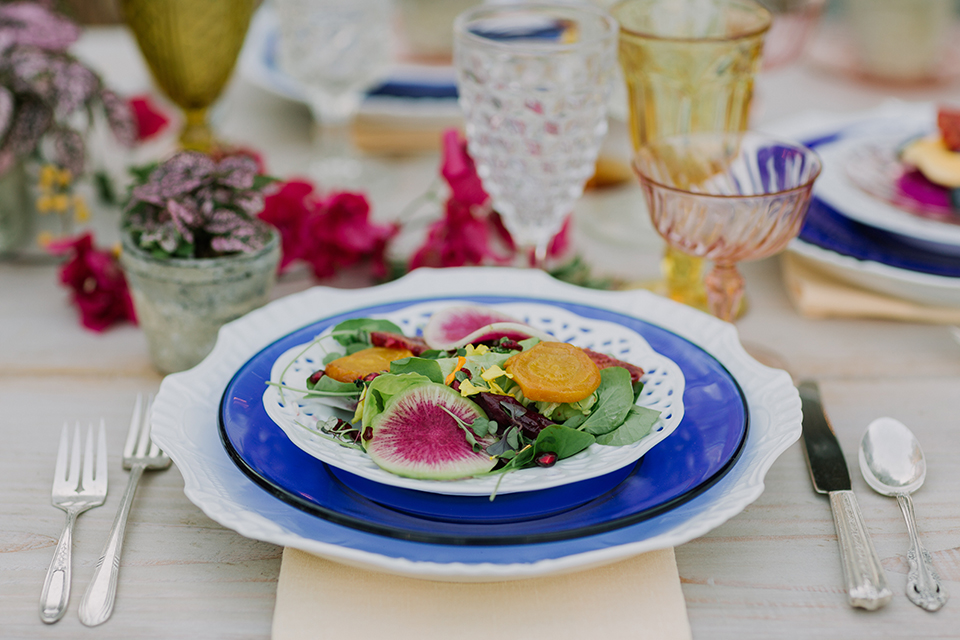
[120,150,280,374]
[0,1,134,254]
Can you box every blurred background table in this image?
[3,12,960,639]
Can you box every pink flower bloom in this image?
[300,191,397,279]
[259,180,315,272]
[259,181,396,280]
[47,233,137,332]
[128,94,170,141]
[409,199,504,269]
[440,128,488,208]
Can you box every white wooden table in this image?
[3,25,960,639]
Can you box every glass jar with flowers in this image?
[0,1,135,255]
[119,151,280,374]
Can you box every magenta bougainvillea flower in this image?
[47,233,136,332]
[408,128,572,269]
[128,94,170,141]
[259,181,397,280]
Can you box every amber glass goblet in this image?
[612,0,771,311]
[120,0,257,152]
[633,132,821,322]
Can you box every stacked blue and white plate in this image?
[769,101,960,307]
[149,268,801,581]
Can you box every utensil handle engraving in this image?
[829,490,892,610]
[897,493,948,611]
[78,464,145,627]
[39,509,78,624]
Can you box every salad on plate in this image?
[263,302,684,496]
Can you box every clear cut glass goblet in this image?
[273,0,393,188]
[633,132,822,322]
[453,2,619,268]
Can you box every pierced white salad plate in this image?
[151,268,800,581]
[264,300,684,496]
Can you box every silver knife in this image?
[798,380,892,610]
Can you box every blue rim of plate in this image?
[798,197,960,277]
[219,295,748,547]
[799,132,960,277]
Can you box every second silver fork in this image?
[78,394,171,627]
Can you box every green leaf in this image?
[389,356,459,385]
[579,367,634,435]
[252,174,279,190]
[534,425,595,460]
[329,318,404,347]
[360,373,433,428]
[305,375,359,397]
[595,405,661,446]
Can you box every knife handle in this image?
[829,490,892,610]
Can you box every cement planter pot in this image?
[120,227,280,374]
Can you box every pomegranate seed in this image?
[535,452,558,467]
[307,370,325,385]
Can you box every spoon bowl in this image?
[859,417,948,612]
[859,417,926,496]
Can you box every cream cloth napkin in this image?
[781,253,960,323]
[273,547,691,640]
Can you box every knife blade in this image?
[798,380,891,610]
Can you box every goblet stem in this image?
[662,247,709,310]
[310,119,363,189]
[180,107,215,153]
[704,262,745,323]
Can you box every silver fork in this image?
[78,394,171,627]
[40,422,108,624]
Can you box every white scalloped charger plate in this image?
[151,267,800,581]
[264,300,684,496]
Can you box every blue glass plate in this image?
[799,197,960,278]
[219,296,748,546]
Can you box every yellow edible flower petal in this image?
[480,365,513,382]
[457,378,488,397]
[464,344,489,356]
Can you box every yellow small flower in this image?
[52,194,70,213]
[57,167,73,187]
[39,164,57,189]
[36,231,54,248]
[36,195,54,214]
[73,195,90,223]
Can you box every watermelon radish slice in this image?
[365,383,497,480]
[422,305,555,350]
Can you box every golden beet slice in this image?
[505,342,601,403]
[325,347,413,382]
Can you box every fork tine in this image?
[67,423,82,487]
[54,424,69,483]
[94,420,108,491]
[82,424,95,490]
[134,396,153,458]
[124,393,143,459]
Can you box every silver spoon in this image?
[859,417,948,611]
